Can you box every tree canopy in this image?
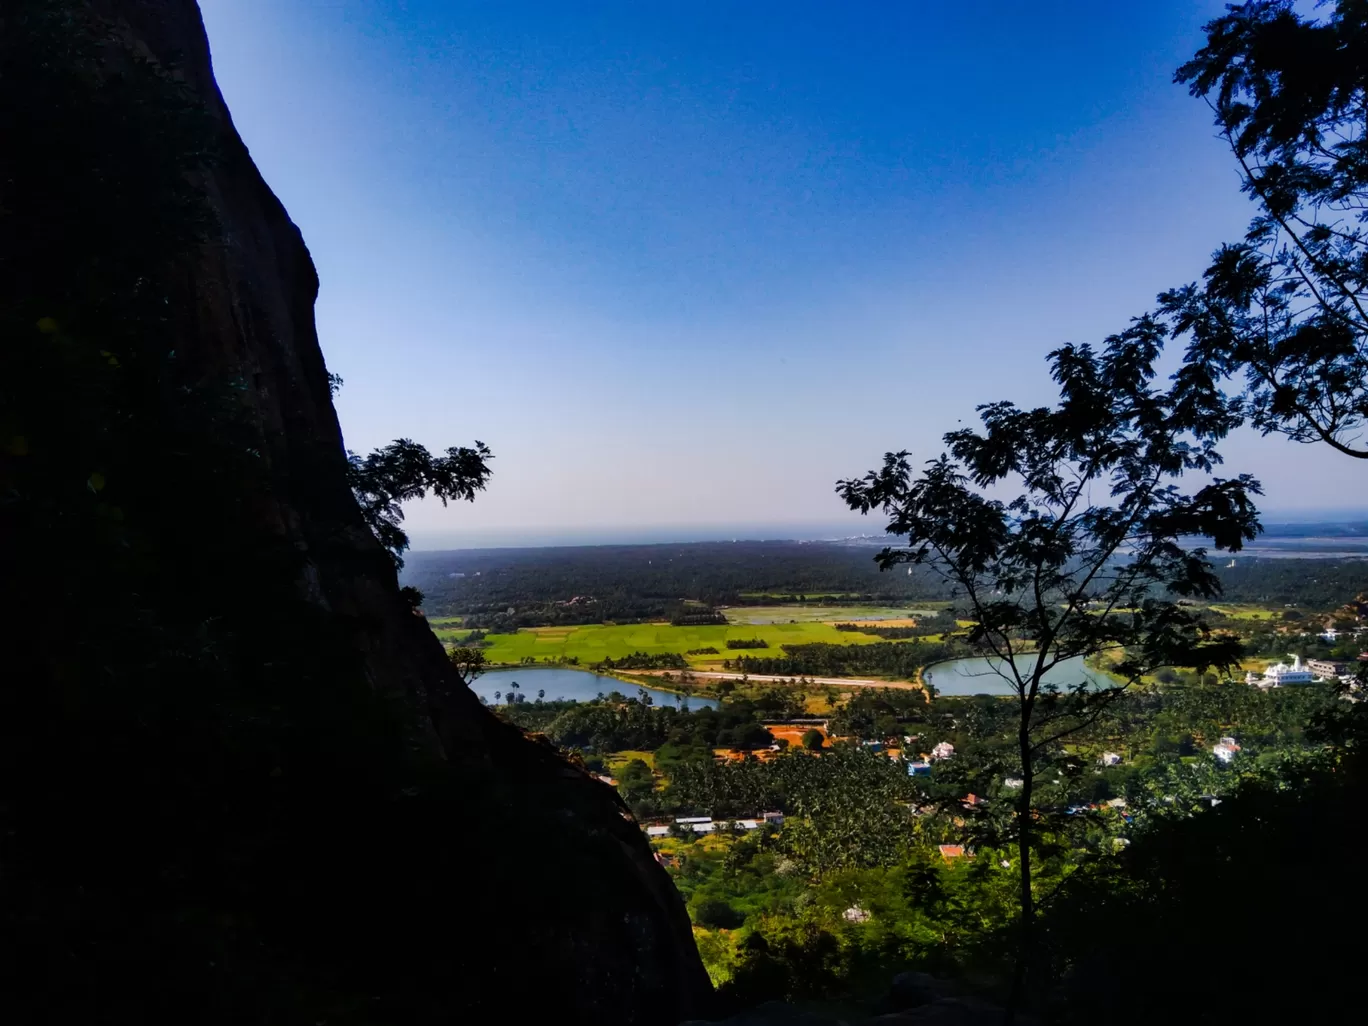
[1165,0,1368,457]
[347,438,492,568]
[838,326,1260,1014]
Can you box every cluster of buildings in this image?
[644,811,784,838]
[1244,653,1358,687]
[906,740,953,777]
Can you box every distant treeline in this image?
[725,638,769,650]
[402,541,959,623]
[403,541,1368,629]
[671,610,729,626]
[592,652,688,671]
[726,639,968,679]
[833,623,925,639]
[1214,560,1368,609]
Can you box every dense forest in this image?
[725,639,969,679]
[402,541,959,625]
[404,540,1367,629]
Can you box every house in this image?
[1003,777,1024,789]
[762,811,785,826]
[1213,736,1241,764]
[907,760,932,777]
[1307,658,1351,679]
[674,815,715,834]
[843,905,871,923]
[645,825,670,838]
[1321,627,1340,643]
[929,742,955,761]
[938,845,972,860]
[1100,752,1122,767]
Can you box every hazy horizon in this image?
[404,507,1368,552]
[201,2,1363,543]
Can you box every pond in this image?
[924,654,1115,696]
[470,668,719,709]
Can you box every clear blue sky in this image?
[199,1,1356,547]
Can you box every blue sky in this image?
[199,1,1358,547]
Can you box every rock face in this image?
[0,1,709,1022]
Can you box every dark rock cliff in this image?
[0,2,709,1022]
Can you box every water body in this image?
[471,668,718,709]
[924,655,1114,696]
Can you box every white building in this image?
[1100,752,1122,767]
[1246,655,1316,688]
[1213,736,1241,764]
[929,742,955,761]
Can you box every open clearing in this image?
[466,619,902,667]
[1209,604,1280,621]
[723,604,942,625]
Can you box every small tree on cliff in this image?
[347,437,493,569]
[838,322,1258,1015]
[448,646,487,685]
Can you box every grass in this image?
[738,591,858,600]
[464,619,902,667]
[724,604,940,624]
[605,750,655,773]
[1209,604,1280,621]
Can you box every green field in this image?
[1209,604,1280,621]
[456,619,900,667]
[724,604,942,624]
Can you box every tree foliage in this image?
[1165,0,1368,457]
[347,438,492,568]
[838,329,1261,1011]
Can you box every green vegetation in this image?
[726,604,941,624]
[728,639,968,679]
[460,620,909,669]
[1208,604,1278,621]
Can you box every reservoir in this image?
[471,668,719,709]
[924,654,1114,696]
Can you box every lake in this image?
[471,668,719,709]
[924,654,1115,696]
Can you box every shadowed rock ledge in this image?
[0,2,709,1022]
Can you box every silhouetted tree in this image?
[448,646,487,685]
[1164,0,1368,458]
[839,327,1258,1017]
[347,438,492,568]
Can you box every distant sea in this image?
[407,514,1368,554]
[406,521,880,550]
